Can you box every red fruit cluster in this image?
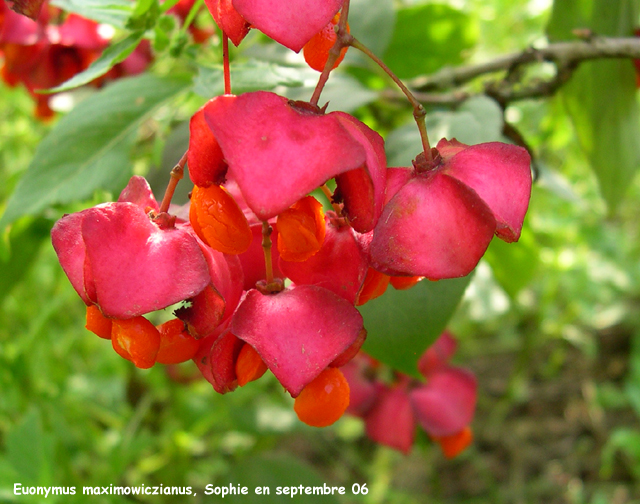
[51,0,532,431]
[0,1,153,118]
[0,0,215,119]
[344,332,476,457]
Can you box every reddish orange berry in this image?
[85,305,112,339]
[189,184,252,255]
[433,426,473,459]
[156,318,201,365]
[390,276,424,290]
[303,14,349,72]
[111,316,161,369]
[277,196,326,262]
[294,368,350,427]
[235,343,268,386]
[356,268,390,306]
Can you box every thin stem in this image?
[159,151,188,213]
[320,184,342,214]
[309,0,352,107]
[350,37,433,166]
[261,221,273,284]
[222,33,231,95]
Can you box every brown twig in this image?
[412,37,640,93]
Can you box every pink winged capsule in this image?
[200,91,384,230]
[51,177,211,319]
[231,0,342,52]
[204,0,250,46]
[370,139,531,278]
[230,284,363,397]
[279,217,369,305]
[410,366,477,438]
[439,139,532,242]
[370,168,497,278]
[364,383,415,454]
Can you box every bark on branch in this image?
[406,36,640,105]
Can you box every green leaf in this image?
[483,226,539,299]
[360,275,472,378]
[349,0,396,56]
[0,74,192,230]
[6,409,51,485]
[50,0,132,27]
[383,3,478,79]
[0,218,50,304]
[194,60,304,98]
[224,454,341,503]
[547,0,640,212]
[46,33,145,93]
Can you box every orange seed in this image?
[294,368,350,428]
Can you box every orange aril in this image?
[433,426,473,459]
[277,196,326,262]
[294,368,350,427]
[303,14,349,72]
[390,276,424,290]
[111,316,161,369]
[189,184,252,255]
[235,343,268,386]
[356,268,390,306]
[85,305,112,339]
[156,318,201,365]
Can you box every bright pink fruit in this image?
[230,285,363,396]
[231,0,342,52]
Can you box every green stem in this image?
[349,37,433,166]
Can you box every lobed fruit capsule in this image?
[294,367,350,427]
[303,14,349,72]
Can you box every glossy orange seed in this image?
[85,304,112,339]
[190,184,252,255]
[294,368,350,428]
[235,343,268,387]
[277,195,326,262]
[433,426,473,459]
[111,316,161,369]
[156,318,201,365]
[390,276,424,290]
[303,14,349,72]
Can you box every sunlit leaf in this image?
[0,74,192,230]
[45,32,145,93]
[383,3,478,79]
[51,0,132,27]
[547,0,640,213]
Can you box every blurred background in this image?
[2,0,640,502]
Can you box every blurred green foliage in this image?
[1,0,640,502]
